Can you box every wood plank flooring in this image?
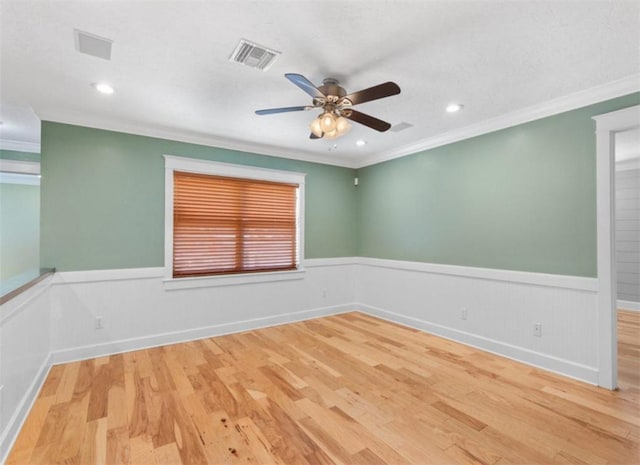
[6,311,640,465]
[618,310,640,393]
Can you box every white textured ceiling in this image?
[1,1,639,167]
[0,103,40,149]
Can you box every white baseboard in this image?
[618,299,640,312]
[0,354,52,465]
[358,304,599,386]
[49,303,356,365]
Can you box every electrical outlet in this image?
[461,307,468,320]
[321,289,327,298]
[95,316,104,330]
[0,384,4,415]
[533,323,542,337]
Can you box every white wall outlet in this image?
[321,289,327,298]
[95,316,104,329]
[0,384,4,416]
[461,308,468,320]
[533,323,542,337]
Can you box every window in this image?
[164,155,305,287]
[173,171,298,277]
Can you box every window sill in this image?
[162,268,306,290]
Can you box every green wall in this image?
[357,93,640,277]
[40,123,357,271]
[40,93,640,276]
[0,182,40,280]
[0,149,40,162]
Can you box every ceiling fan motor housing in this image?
[318,78,347,106]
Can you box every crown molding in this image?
[0,172,40,185]
[358,74,640,168]
[0,138,40,153]
[36,109,358,169]
[35,76,639,171]
[0,159,40,175]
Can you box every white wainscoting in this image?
[0,276,53,462]
[0,257,604,461]
[353,257,599,384]
[48,259,357,364]
[46,257,600,382]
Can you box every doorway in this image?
[594,105,640,389]
[614,127,640,390]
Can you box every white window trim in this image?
[163,154,306,289]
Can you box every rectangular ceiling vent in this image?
[74,29,113,60]
[390,122,414,132]
[229,39,280,71]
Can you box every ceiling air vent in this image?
[390,122,414,132]
[74,29,113,60]
[229,39,280,71]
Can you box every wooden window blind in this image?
[173,171,298,278]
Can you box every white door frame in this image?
[593,104,640,390]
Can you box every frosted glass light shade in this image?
[324,129,338,139]
[309,112,350,139]
[309,118,323,137]
[335,116,351,135]
[320,112,337,132]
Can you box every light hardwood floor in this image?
[6,311,640,465]
[618,309,640,391]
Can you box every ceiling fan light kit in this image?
[256,74,400,140]
[310,111,351,139]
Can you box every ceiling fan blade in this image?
[343,109,392,132]
[309,133,321,139]
[255,106,312,115]
[285,73,326,99]
[342,82,400,106]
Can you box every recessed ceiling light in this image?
[446,103,463,113]
[93,82,114,95]
[356,139,366,146]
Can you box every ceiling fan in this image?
[255,73,401,140]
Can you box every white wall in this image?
[0,257,601,461]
